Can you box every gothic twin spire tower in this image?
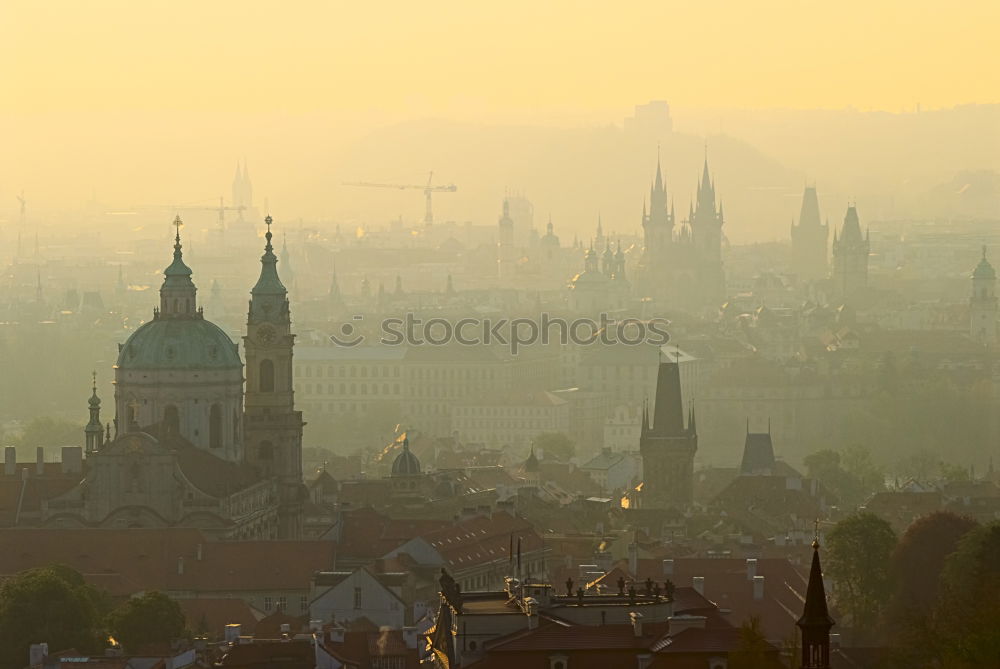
[636,146,726,309]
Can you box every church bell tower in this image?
[639,356,697,508]
[244,215,304,538]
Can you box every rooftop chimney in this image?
[280,623,291,635]
[29,643,49,667]
[224,624,241,644]
[4,446,15,476]
[177,556,184,575]
[746,558,757,580]
[309,620,323,633]
[692,576,705,596]
[196,543,203,561]
[662,559,674,577]
[35,447,44,475]
[329,626,345,644]
[630,611,644,637]
[753,575,765,600]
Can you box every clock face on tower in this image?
[257,326,277,346]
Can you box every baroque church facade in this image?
[634,153,726,310]
[45,216,304,538]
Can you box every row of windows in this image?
[262,595,309,613]
[456,420,559,430]
[295,364,506,382]
[454,407,561,417]
[299,365,402,379]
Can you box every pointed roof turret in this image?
[524,446,540,473]
[973,245,996,280]
[650,360,685,437]
[251,215,286,296]
[839,205,863,243]
[248,215,289,325]
[85,371,103,453]
[798,186,822,229]
[164,216,193,283]
[654,146,664,192]
[88,371,101,409]
[158,216,198,318]
[798,537,835,629]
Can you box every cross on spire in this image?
[91,370,97,393]
[173,215,183,244]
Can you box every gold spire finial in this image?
[812,518,820,548]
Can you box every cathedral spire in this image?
[654,144,664,192]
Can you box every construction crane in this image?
[107,197,246,232]
[344,171,457,227]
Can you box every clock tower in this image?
[244,215,304,538]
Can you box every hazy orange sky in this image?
[3,0,998,119]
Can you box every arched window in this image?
[260,359,275,392]
[163,405,180,435]
[209,404,222,448]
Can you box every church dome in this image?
[391,438,421,476]
[117,317,241,370]
[973,247,995,280]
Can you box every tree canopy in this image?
[534,432,575,462]
[887,511,978,664]
[0,565,103,668]
[934,521,1000,666]
[106,591,187,653]
[825,512,897,639]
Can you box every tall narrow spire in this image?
[249,215,289,324]
[85,372,104,453]
[797,539,835,669]
[654,145,664,192]
[159,216,197,318]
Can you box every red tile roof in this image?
[419,511,543,569]
[0,528,334,595]
[337,507,451,560]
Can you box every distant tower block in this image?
[497,198,516,280]
[970,246,998,345]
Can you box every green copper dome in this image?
[117,317,241,370]
[973,246,995,280]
